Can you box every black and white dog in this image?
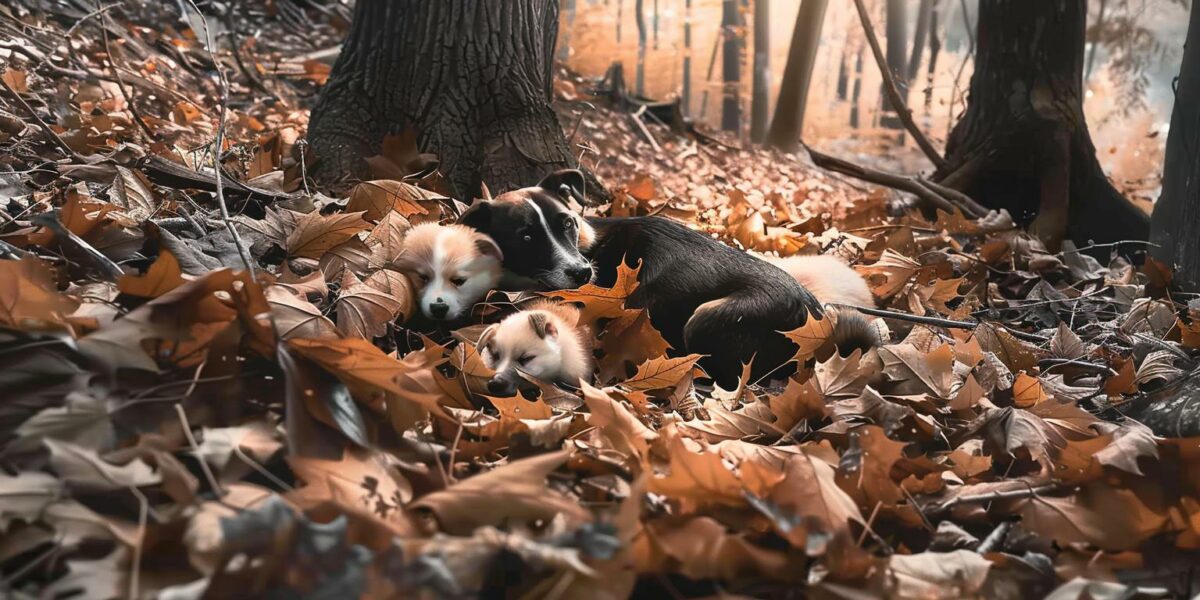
[459,170,826,386]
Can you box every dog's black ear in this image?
[537,169,586,204]
[458,200,491,230]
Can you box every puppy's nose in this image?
[429,301,449,319]
[567,265,592,286]
[487,376,517,397]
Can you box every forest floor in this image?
[2,2,1200,599]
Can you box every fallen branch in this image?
[805,145,986,218]
[930,484,1065,515]
[975,521,1014,553]
[836,304,1050,343]
[0,76,82,160]
[851,0,948,170]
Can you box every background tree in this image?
[720,0,743,132]
[932,0,1147,251]
[306,0,606,202]
[764,0,830,151]
[636,0,647,96]
[1151,1,1200,290]
[878,0,907,130]
[749,0,771,143]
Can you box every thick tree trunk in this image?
[307,0,607,202]
[749,0,771,143]
[1151,1,1200,291]
[836,42,850,101]
[720,0,743,132]
[933,0,1148,252]
[764,0,830,151]
[878,0,908,130]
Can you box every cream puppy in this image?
[477,301,592,396]
[397,223,503,322]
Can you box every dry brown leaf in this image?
[410,450,589,535]
[580,382,658,461]
[781,312,835,364]
[286,210,371,259]
[547,259,641,324]
[1,257,80,330]
[856,249,921,299]
[597,308,671,384]
[879,343,958,399]
[334,271,406,339]
[346,180,435,221]
[118,248,185,298]
[622,354,704,391]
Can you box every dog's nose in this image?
[429,301,449,319]
[567,265,592,286]
[487,376,517,397]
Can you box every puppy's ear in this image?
[474,234,503,262]
[537,169,586,205]
[458,200,491,230]
[528,312,557,339]
[477,324,499,354]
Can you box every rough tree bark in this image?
[307,0,607,202]
[721,0,743,132]
[923,0,942,116]
[749,0,771,143]
[764,0,830,151]
[850,44,864,129]
[932,0,1148,252]
[1151,0,1200,290]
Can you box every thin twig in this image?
[181,0,256,275]
[805,145,985,218]
[834,303,1050,343]
[976,521,1013,553]
[128,485,148,600]
[175,404,225,498]
[931,483,1064,514]
[0,77,80,159]
[851,0,947,169]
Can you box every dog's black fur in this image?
[460,170,825,386]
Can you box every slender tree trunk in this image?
[924,0,942,116]
[617,0,624,43]
[906,0,933,88]
[1086,0,1108,82]
[721,0,744,132]
[764,0,829,151]
[1151,1,1200,290]
[933,0,1147,252]
[636,0,647,95]
[879,0,908,129]
[307,0,607,202]
[850,43,864,129]
[683,0,693,113]
[836,41,850,101]
[653,0,660,50]
[558,0,578,62]
[750,0,771,143]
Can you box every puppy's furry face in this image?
[397,224,502,322]
[459,170,596,291]
[477,308,587,395]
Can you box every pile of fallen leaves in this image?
[4,2,1200,599]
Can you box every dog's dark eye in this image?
[417,273,430,283]
[562,218,575,230]
[518,355,535,366]
[450,276,467,286]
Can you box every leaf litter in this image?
[0,2,1199,599]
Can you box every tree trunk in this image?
[1151,0,1200,290]
[836,42,850,101]
[749,0,771,143]
[924,0,942,116]
[683,0,693,113]
[850,43,864,129]
[721,0,743,132]
[558,0,578,62]
[306,0,607,203]
[932,0,1147,252]
[906,0,934,89]
[764,0,830,151]
[878,0,908,130]
[636,0,647,96]
[1085,0,1108,82]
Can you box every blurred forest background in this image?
[560,0,1185,210]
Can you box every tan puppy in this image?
[477,301,593,396]
[764,254,882,353]
[397,223,503,322]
